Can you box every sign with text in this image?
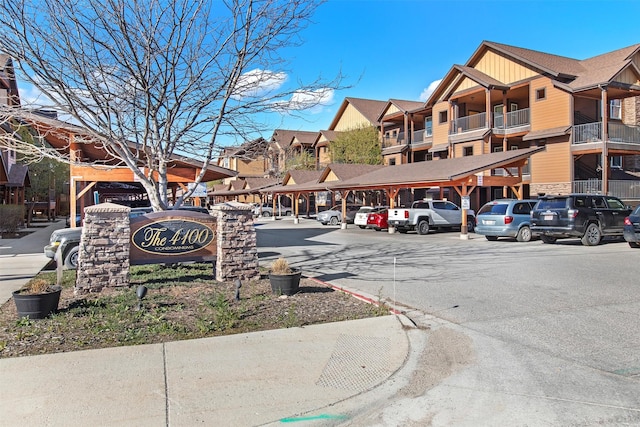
[130,210,217,265]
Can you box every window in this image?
[610,99,621,120]
[463,146,473,156]
[536,88,546,101]
[439,110,448,124]
[425,116,433,136]
[610,156,622,169]
[388,158,396,166]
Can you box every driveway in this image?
[256,217,640,425]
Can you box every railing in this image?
[573,179,640,199]
[381,136,401,149]
[608,122,640,144]
[494,108,530,130]
[573,122,602,143]
[412,129,425,144]
[451,112,487,134]
[491,162,531,177]
[573,122,640,145]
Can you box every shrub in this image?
[0,205,24,233]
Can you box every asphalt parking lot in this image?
[257,216,640,425]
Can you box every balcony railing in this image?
[573,122,640,144]
[609,122,640,143]
[491,162,531,177]
[451,112,487,134]
[573,179,640,199]
[381,136,402,149]
[494,108,530,131]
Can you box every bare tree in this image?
[0,0,340,210]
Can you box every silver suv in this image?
[530,194,630,246]
[475,199,538,242]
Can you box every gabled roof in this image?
[270,129,297,148]
[221,138,269,160]
[290,130,318,147]
[313,130,341,148]
[328,97,387,130]
[478,41,586,78]
[285,169,323,185]
[378,99,424,122]
[243,177,279,190]
[426,40,640,106]
[6,163,29,186]
[319,163,383,183]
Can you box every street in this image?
[257,217,640,426]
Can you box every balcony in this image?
[450,112,487,135]
[573,179,640,200]
[381,135,403,149]
[493,108,530,134]
[573,122,640,145]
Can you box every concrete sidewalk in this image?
[0,315,410,426]
[0,219,64,304]
[0,219,413,426]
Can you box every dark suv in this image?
[530,194,631,246]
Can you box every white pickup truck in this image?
[387,200,475,234]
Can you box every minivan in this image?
[475,199,538,242]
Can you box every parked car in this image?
[530,194,631,246]
[387,200,474,234]
[354,206,387,229]
[623,205,640,248]
[475,199,538,242]
[317,205,362,225]
[366,209,388,231]
[252,203,292,217]
[44,227,83,269]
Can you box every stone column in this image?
[213,202,260,282]
[75,203,130,294]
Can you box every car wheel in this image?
[516,226,532,242]
[540,235,557,244]
[417,220,430,235]
[581,223,602,246]
[629,241,640,248]
[262,211,271,217]
[329,216,339,226]
[398,228,408,234]
[374,227,381,231]
[358,225,366,229]
[466,218,475,233]
[64,246,79,269]
[485,236,499,241]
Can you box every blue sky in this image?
[16,0,640,148]
[266,0,640,138]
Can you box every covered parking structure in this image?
[10,111,236,225]
[262,146,545,233]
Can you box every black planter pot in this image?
[268,269,301,296]
[12,286,62,319]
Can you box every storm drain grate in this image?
[316,335,392,391]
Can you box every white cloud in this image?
[232,69,288,100]
[17,82,54,108]
[419,79,442,102]
[270,88,334,114]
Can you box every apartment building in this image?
[379,40,640,204]
[0,55,29,206]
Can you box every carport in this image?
[264,146,545,234]
[13,112,236,226]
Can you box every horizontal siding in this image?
[324,170,339,182]
[384,153,402,165]
[475,50,537,84]
[432,101,450,143]
[333,104,369,131]
[385,104,400,115]
[530,137,571,183]
[530,77,571,131]
[453,140,483,158]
